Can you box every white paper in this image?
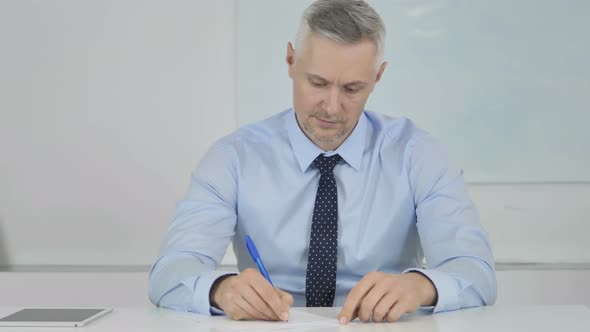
[167,309,340,331]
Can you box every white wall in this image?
[0,0,236,266]
[1,0,588,269]
[472,183,590,264]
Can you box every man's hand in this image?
[211,268,294,321]
[338,271,437,324]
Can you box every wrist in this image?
[209,274,236,309]
[404,272,438,306]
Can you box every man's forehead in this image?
[300,33,378,59]
[296,34,379,76]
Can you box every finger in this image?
[336,304,359,324]
[386,302,407,323]
[338,274,378,324]
[240,285,279,320]
[235,294,269,321]
[357,281,391,322]
[249,274,290,321]
[226,300,250,321]
[350,306,360,323]
[372,293,399,322]
[277,288,294,306]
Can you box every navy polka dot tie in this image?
[305,153,341,307]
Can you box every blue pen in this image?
[245,235,274,286]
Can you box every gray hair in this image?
[295,0,386,62]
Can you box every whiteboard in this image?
[236,0,590,183]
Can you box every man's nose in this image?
[323,87,342,115]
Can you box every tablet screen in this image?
[0,308,106,323]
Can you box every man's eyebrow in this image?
[344,81,368,88]
[306,73,368,87]
[306,73,329,82]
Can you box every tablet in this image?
[0,308,113,327]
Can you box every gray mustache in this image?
[312,112,344,123]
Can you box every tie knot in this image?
[313,154,341,175]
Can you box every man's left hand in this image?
[338,271,437,324]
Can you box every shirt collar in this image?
[286,109,366,173]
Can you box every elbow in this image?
[147,276,163,308]
[483,272,498,306]
[148,293,161,308]
[475,264,497,307]
[460,274,496,310]
[463,259,498,308]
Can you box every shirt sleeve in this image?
[406,132,497,312]
[148,139,239,315]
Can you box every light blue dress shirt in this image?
[148,109,497,315]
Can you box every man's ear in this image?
[375,61,387,83]
[286,42,296,79]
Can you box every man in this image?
[148,0,496,324]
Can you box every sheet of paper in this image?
[167,309,341,331]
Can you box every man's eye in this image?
[345,87,359,93]
[311,81,326,87]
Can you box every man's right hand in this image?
[211,268,293,321]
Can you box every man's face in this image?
[287,33,386,151]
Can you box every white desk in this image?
[0,305,589,331]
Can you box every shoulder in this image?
[364,110,434,156]
[207,109,291,158]
[196,110,291,179]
